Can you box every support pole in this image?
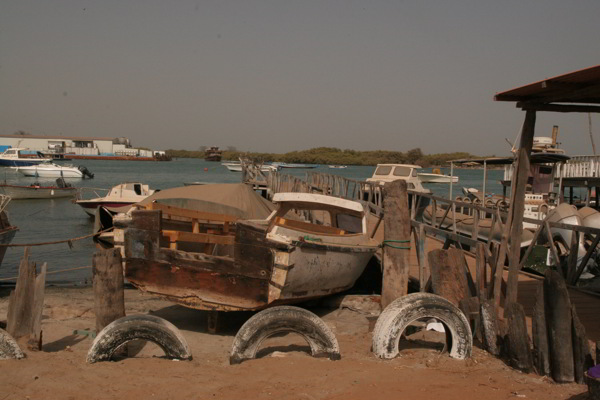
[448,162,454,200]
[482,160,487,205]
[381,180,410,308]
[505,110,536,307]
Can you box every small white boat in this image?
[417,173,459,184]
[76,182,155,217]
[0,179,78,199]
[0,148,46,167]
[271,162,318,169]
[328,165,347,169]
[14,161,94,179]
[223,163,279,173]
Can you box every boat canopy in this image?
[451,153,570,166]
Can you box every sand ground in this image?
[0,286,589,400]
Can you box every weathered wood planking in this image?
[427,248,472,307]
[505,302,533,373]
[532,282,550,376]
[93,249,125,333]
[7,248,35,340]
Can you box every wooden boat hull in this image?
[0,184,77,199]
[121,210,378,311]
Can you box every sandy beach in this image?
[0,286,587,400]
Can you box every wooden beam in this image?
[517,102,600,113]
[505,109,536,307]
[93,249,126,333]
[162,230,235,246]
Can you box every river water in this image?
[0,159,503,284]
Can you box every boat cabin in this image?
[366,164,429,193]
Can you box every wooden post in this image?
[505,109,536,307]
[532,282,550,376]
[505,302,533,373]
[572,304,593,384]
[381,180,410,308]
[93,248,126,333]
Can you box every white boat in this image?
[0,179,78,199]
[328,165,347,169]
[14,161,94,178]
[271,162,318,169]
[0,148,46,167]
[417,173,458,184]
[76,182,155,216]
[223,162,279,173]
[366,164,430,193]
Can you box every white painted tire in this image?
[230,306,340,365]
[372,293,472,360]
[0,328,24,360]
[86,315,192,363]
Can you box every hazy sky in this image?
[1,1,599,155]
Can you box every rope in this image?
[0,265,92,282]
[0,228,113,247]
[381,239,411,250]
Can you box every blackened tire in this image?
[372,293,472,360]
[0,328,24,360]
[230,306,340,365]
[86,314,192,363]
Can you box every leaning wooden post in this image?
[93,248,125,333]
[381,180,410,309]
[505,109,536,306]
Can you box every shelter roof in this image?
[451,153,570,165]
[494,65,600,111]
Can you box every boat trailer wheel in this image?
[230,306,341,365]
[372,292,472,360]
[0,328,25,360]
[86,314,192,363]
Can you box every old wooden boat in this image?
[204,146,222,162]
[0,179,77,199]
[118,191,379,311]
[0,195,19,269]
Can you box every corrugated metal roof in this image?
[0,134,116,141]
[494,65,600,104]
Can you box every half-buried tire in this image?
[230,306,340,365]
[0,328,25,360]
[372,293,472,360]
[86,314,192,363]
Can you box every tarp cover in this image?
[136,183,275,219]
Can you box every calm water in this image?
[0,160,503,284]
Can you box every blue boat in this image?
[0,148,46,167]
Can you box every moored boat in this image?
[0,195,19,269]
[76,182,155,217]
[417,172,458,184]
[0,179,78,199]
[117,190,379,311]
[14,161,94,178]
[0,148,46,167]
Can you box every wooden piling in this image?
[381,180,410,308]
[93,248,126,333]
[544,270,574,383]
[505,302,533,373]
[572,304,593,384]
[532,282,550,376]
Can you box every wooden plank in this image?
[544,221,561,267]
[518,222,544,270]
[381,180,411,308]
[162,230,235,245]
[505,109,536,307]
[480,298,500,356]
[147,202,238,223]
[418,224,427,292]
[544,270,574,383]
[572,304,593,384]
[572,233,600,284]
[93,249,126,333]
[7,248,35,340]
[475,243,485,300]
[504,302,533,373]
[532,282,550,376]
[427,249,471,307]
[566,231,580,283]
[30,262,47,350]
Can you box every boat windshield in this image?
[393,166,412,177]
[374,166,392,176]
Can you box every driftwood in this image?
[6,248,47,351]
[532,282,550,376]
[504,302,533,373]
[93,249,125,332]
[381,180,410,308]
[544,270,574,383]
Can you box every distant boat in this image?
[271,162,318,169]
[0,148,46,167]
[328,165,347,169]
[223,162,279,173]
[76,182,155,217]
[205,146,222,162]
[0,179,78,199]
[14,161,94,179]
[417,173,459,184]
